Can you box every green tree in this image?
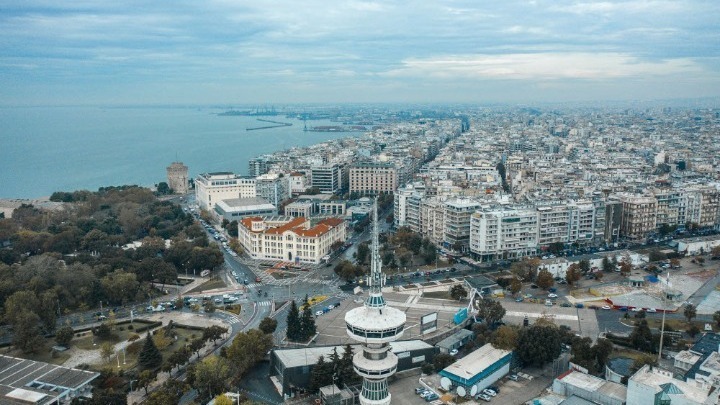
[156,182,172,195]
[516,323,562,367]
[202,325,227,344]
[259,317,278,334]
[433,353,456,371]
[713,310,720,327]
[214,394,234,405]
[536,268,554,290]
[338,344,359,387]
[300,296,317,341]
[579,259,591,273]
[145,379,188,405]
[510,258,540,281]
[476,298,506,326]
[630,320,654,353]
[138,332,163,369]
[12,311,44,354]
[225,329,273,380]
[309,355,334,393]
[450,284,468,301]
[602,256,615,273]
[138,369,155,395]
[193,355,231,400]
[100,342,114,363]
[55,325,74,347]
[684,304,697,323]
[356,242,370,265]
[286,300,301,341]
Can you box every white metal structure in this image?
[345,199,406,405]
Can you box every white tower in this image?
[345,199,406,405]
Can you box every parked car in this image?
[415,387,426,394]
[482,388,496,397]
[509,374,519,381]
[477,393,492,402]
[601,305,612,310]
[425,394,439,401]
[548,293,558,298]
[646,308,657,313]
[449,349,459,356]
[315,310,324,316]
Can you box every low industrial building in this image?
[0,355,100,404]
[438,343,512,397]
[553,369,626,405]
[677,236,720,256]
[463,275,500,295]
[214,197,277,221]
[269,340,435,398]
[435,329,474,354]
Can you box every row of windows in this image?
[355,364,397,377]
[361,379,389,402]
[346,323,404,339]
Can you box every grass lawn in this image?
[222,304,242,315]
[422,290,452,300]
[6,341,72,365]
[623,317,713,332]
[187,277,227,293]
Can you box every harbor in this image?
[246,118,293,131]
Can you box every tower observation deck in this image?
[344,199,406,405]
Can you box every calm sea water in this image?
[0,107,359,199]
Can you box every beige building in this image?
[620,195,657,240]
[166,161,189,194]
[349,162,398,196]
[195,172,256,211]
[238,216,347,264]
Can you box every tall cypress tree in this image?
[138,332,162,369]
[286,300,301,342]
[300,300,316,341]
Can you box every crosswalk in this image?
[226,317,241,324]
[257,301,272,307]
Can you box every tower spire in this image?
[367,197,385,300]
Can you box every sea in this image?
[0,106,361,199]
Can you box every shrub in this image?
[128,325,134,330]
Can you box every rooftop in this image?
[630,364,713,404]
[440,343,511,382]
[0,355,99,405]
[272,340,433,369]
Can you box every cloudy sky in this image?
[1,0,718,105]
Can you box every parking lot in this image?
[388,366,554,405]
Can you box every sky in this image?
[1,0,719,105]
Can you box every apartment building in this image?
[288,172,307,196]
[255,173,289,207]
[195,172,256,210]
[237,216,347,264]
[469,206,539,261]
[443,198,481,252]
[349,162,398,196]
[310,164,343,194]
[421,197,445,245]
[567,200,596,245]
[536,204,571,246]
[620,195,658,240]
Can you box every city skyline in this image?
[1,0,719,106]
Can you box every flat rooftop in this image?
[441,343,511,380]
[0,355,99,404]
[273,340,433,369]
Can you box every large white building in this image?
[195,172,256,211]
[470,206,539,261]
[627,364,719,405]
[237,216,346,264]
[438,343,512,397]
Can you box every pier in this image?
[246,118,293,131]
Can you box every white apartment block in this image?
[443,198,482,252]
[237,216,347,264]
[536,204,572,246]
[349,162,398,195]
[310,164,343,194]
[195,172,256,211]
[288,172,307,195]
[255,173,289,207]
[470,206,539,261]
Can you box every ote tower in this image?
[344,199,406,404]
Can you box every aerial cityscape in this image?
[1,1,720,405]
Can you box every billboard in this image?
[453,308,468,325]
[421,312,438,334]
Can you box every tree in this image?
[146,379,187,405]
[55,325,74,347]
[450,285,468,301]
[579,259,590,274]
[214,395,234,405]
[100,342,114,363]
[509,278,522,295]
[433,353,456,371]
[259,317,278,334]
[619,257,632,276]
[156,182,172,195]
[630,320,654,353]
[309,355,334,393]
[713,310,720,327]
[491,325,519,350]
[193,355,231,400]
[203,301,216,313]
[203,325,228,345]
[138,369,155,395]
[510,258,540,281]
[12,311,44,354]
[138,332,163,369]
[476,298,506,326]
[516,323,561,367]
[684,304,697,323]
[152,328,172,350]
[225,329,273,380]
[338,344,359,387]
[536,268,554,290]
[602,256,615,273]
[286,300,301,342]
[565,264,581,286]
[300,296,317,341]
[688,324,701,338]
